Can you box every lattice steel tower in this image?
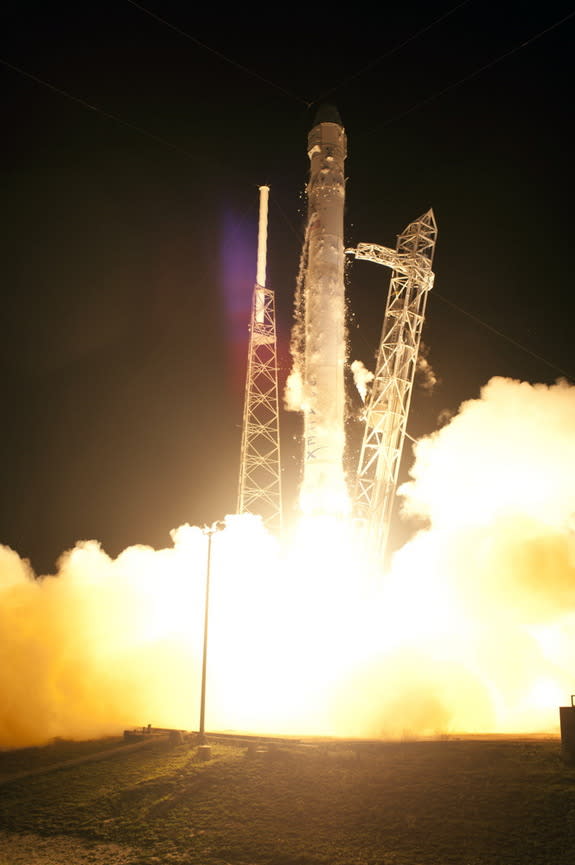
[237,186,283,533]
[347,209,437,561]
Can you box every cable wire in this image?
[125,0,311,107]
[359,7,575,137]
[0,55,214,165]
[434,291,573,380]
[311,0,473,106]
[3,14,572,388]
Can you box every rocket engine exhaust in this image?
[297,105,349,516]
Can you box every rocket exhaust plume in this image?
[287,105,349,516]
[2,379,575,747]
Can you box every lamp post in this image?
[198,520,224,748]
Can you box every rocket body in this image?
[300,108,349,515]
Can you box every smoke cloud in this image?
[390,376,575,732]
[415,342,439,393]
[2,376,575,747]
[0,527,207,748]
[350,359,374,402]
[284,218,309,413]
[284,367,304,412]
[400,376,575,533]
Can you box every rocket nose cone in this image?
[312,102,343,127]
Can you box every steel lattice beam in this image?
[237,284,283,533]
[348,209,437,561]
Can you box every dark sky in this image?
[1,1,574,573]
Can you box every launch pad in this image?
[237,106,437,563]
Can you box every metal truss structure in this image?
[347,209,437,561]
[237,284,282,533]
[237,188,282,534]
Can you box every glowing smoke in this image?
[0,527,206,748]
[392,376,575,732]
[350,359,374,402]
[1,376,575,748]
[284,367,304,412]
[284,210,350,515]
[284,219,310,413]
[415,342,439,393]
[400,377,575,534]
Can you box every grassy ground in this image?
[1,736,575,864]
[0,736,127,777]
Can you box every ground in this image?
[1,735,574,864]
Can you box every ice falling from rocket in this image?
[288,105,349,516]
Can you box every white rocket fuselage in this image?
[301,111,349,515]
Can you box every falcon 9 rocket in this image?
[299,104,349,516]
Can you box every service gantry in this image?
[347,209,437,561]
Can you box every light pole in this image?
[198,520,224,748]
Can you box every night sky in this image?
[2,1,574,573]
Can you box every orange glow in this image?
[1,377,575,747]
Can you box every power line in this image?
[359,7,575,137]
[434,291,573,380]
[5,6,570,179]
[311,0,473,106]
[124,0,311,107]
[271,195,304,247]
[348,268,572,379]
[0,56,203,162]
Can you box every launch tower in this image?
[237,186,283,534]
[348,209,437,560]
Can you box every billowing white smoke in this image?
[0,526,207,748]
[315,376,575,737]
[284,368,304,412]
[350,359,374,403]
[415,342,439,393]
[387,376,575,733]
[284,218,310,413]
[400,377,575,532]
[2,376,575,747]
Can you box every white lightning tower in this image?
[237,186,283,534]
[348,209,437,561]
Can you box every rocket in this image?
[299,105,349,516]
